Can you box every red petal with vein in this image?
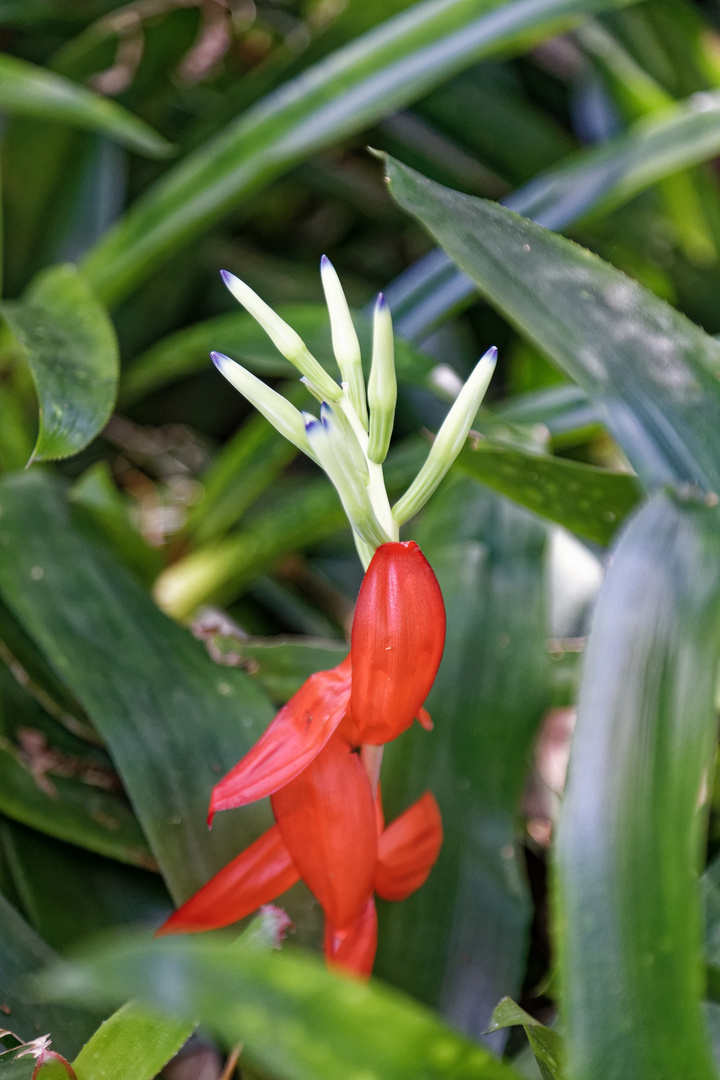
[157,825,299,934]
[375,792,443,901]
[324,897,377,978]
[210,657,351,817]
[272,734,376,929]
[350,542,445,744]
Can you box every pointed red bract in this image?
[350,542,445,744]
[157,825,299,935]
[324,897,377,978]
[272,734,376,929]
[375,792,443,901]
[210,657,352,818]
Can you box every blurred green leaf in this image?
[155,440,426,618]
[0,822,169,951]
[487,998,565,1080]
[0,471,275,903]
[68,464,162,585]
[386,156,720,492]
[81,0,633,305]
[389,85,720,340]
[0,893,100,1056]
[72,1001,192,1080]
[556,492,720,1080]
[202,634,348,704]
[185,414,297,547]
[120,305,434,407]
[0,55,173,159]
[0,266,118,463]
[456,441,641,544]
[509,88,720,232]
[494,386,600,447]
[0,654,153,868]
[0,1048,33,1080]
[36,931,522,1080]
[0,746,154,870]
[378,479,551,1041]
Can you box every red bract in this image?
[350,541,446,744]
[161,541,446,976]
[160,789,442,976]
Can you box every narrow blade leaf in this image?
[0,55,173,158]
[556,492,720,1080]
[386,156,720,492]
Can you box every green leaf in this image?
[385,156,720,493]
[555,492,720,1080]
[72,1002,192,1080]
[0,822,169,951]
[0,893,100,1057]
[154,440,426,618]
[378,479,551,1040]
[389,85,720,340]
[455,441,641,544]
[508,87,720,231]
[0,471,275,903]
[0,55,173,159]
[200,633,348,704]
[487,998,565,1080]
[0,266,118,463]
[36,932,522,1080]
[0,656,153,868]
[0,1047,33,1080]
[81,0,633,305]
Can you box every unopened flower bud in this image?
[392,346,497,525]
[320,256,368,427]
[367,294,396,465]
[220,270,341,402]
[305,412,389,550]
[211,352,313,457]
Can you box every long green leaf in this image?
[36,932,521,1080]
[81,0,632,305]
[0,266,118,463]
[455,442,641,544]
[390,88,720,340]
[154,440,426,618]
[0,55,172,158]
[0,821,168,951]
[556,492,720,1080]
[385,156,720,492]
[119,305,434,407]
[72,1002,192,1080]
[379,479,551,1041]
[0,471,274,903]
[0,893,100,1057]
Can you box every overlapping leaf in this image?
[0,55,173,158]
[556,492,720,1080]
[0,471,275,903]
[81,0,634,304]
[36,931,521,1080]
[385,155,720,492]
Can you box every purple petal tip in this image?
[376,292,387,310]
[320,254,330,268]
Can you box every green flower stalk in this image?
[212,260,496,567]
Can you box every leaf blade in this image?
[1,266,118,463]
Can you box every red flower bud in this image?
[350,542,446,744]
